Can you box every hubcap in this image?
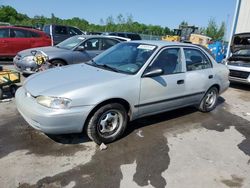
[98,110,123,136]
[205,90,216,108]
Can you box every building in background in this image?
[227,0,250,57]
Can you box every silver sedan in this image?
[13,35,120,74]
[16,41,230,144]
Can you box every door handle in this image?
[208,75,213,79]
[177,80,184,85]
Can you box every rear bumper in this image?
[15,87,94,134]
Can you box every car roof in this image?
[128,40,199,48]
[0,26,44,33]
[73,35,122,40]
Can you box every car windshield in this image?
[233,49,250,56]
[56,36,85,50]
[89,42,156,74]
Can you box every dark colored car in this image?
[0,26,51,57]
[43,24,84,45]
[102,32,142,40]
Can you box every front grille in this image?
[229,70,250,79]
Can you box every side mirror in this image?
[143,68,164,77]
[75,46,85,51]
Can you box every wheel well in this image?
[210,84,220,92]
[49,59,68,65]
[84,98,131,130]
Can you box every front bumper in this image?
[15,87,94,134]
[228,65,250,85]
[13,56,38,74]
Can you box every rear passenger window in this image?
[54,26,68,35]
[150,48,182,75]
[30,31,40,38]
[11,29,31,38]
[184,48,212,71]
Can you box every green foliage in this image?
[0,5,226,40]
[205,18,225,41]
[0,5,172,36]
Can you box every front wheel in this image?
[50,60,66,68]
[86,103,128,144]
[198,87,218,112]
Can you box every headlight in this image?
[22,56,35,62]
[36,96,71,109]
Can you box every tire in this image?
[198,87,218,112]
[10,85,17,97]
[0,87,3,100]
[50,60,66,68]
[86,103,128,144]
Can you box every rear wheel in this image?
[86,103,128,144]
[198,87,218,112]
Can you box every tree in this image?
[205,18,225,41]
[179,21,188,28]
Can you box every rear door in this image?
[183,47,214,103]
[9,28,32,56]
[0,28,11,56]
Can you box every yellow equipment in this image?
[189,34,212,46]
[0,67,21,99]
[162,35,180,42]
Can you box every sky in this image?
[1,0,236,38]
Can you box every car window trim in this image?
[142,46,185,77]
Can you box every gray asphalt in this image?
[0,60,250,188]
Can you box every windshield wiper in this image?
[99,64,120,72]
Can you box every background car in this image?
[0,26,51,57]
[225,33,250,84]
[16,41,229,144]
[102,32,142,40]
[43,24,84,45]
[14,35,120,74]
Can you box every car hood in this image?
[231,33,250,53]
[18,46,70,57]
[24,64,128,97]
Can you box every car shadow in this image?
[230,83,250,91]
[46,133,91,144]
[47,96,226,145]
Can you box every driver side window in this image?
[150,48,182,75]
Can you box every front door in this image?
[138,47,186,116]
